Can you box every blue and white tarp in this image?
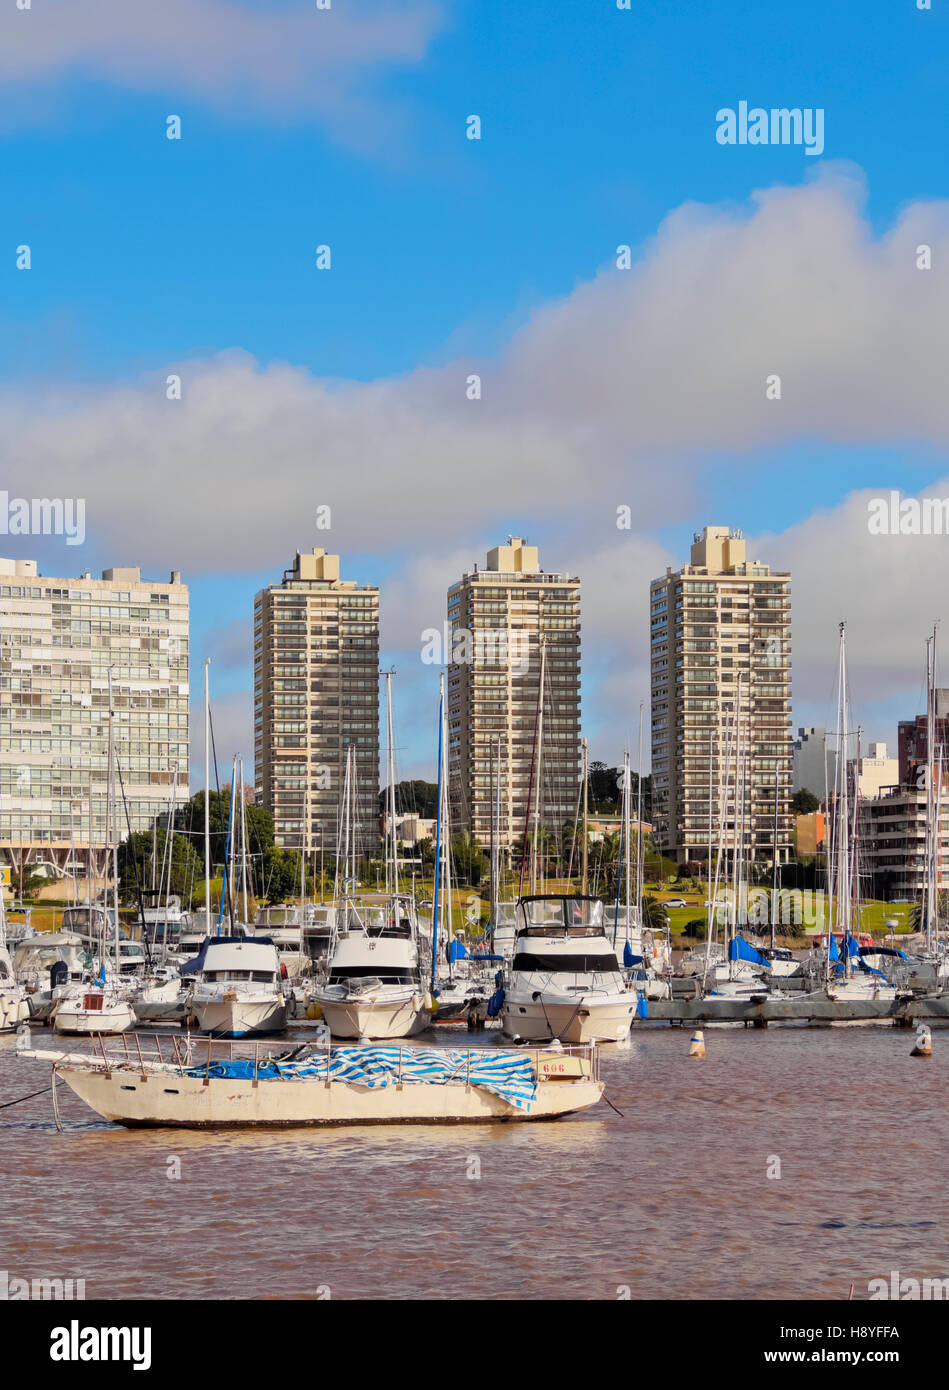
[188,1045,539,1111]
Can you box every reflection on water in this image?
[2,1023,947,1299]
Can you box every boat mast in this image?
[925,629,937,953]
[581,736,589,896]
[851,726,862,946]
[635,702,644,926]
[704,728,715,975]
[489,732,498,927]
[770,763,779,952]
[728,672,743,978]
[532,639,546,895]
[834,623,851,980]
[203,658,212,937]
[384,669,398,900]
[239,755,250,926]
[431,674,445,990]
[108,667,119,976]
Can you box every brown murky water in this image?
[2,1024,947,1300]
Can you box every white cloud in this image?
[0,0,442,147]
[7,165,949,776]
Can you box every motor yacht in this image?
[499,895,636,1044]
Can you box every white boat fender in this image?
[688,1029,706,1059]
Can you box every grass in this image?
[9,880,921,942]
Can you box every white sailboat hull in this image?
[826,979,900,1003]
[53,995,134,1036]
[46,1056,601,1128]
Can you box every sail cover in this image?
[728,936,767,966]
[188,1046,539,1110]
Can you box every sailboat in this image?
[54,672,134,1035]
[191,750,289,1037]
[312,679,434,1039]
[703,675,788,1001]
[824,625,899,1004]
[0,868,30,1032]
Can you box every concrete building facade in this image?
[650,526,793,867]
[0,557,190,883]
[792,726,829,797]
[254,549,379,858]
[860,784,949,901]
[446,538,581,854]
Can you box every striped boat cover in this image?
[190,1047,539,1110]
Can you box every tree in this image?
[450,831,488,888]
[18,867,46,902]
[379,781,438,818]
[173,789,278,882]
[791,788,820,815]
[117,830,202,906]
[642,896,670,931]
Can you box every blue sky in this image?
[3,0,949,781]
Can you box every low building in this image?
[855,742,899,799]
[794,810,825,858]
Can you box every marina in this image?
[3,1020,947,1302]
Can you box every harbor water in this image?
[2,1023,947,1301]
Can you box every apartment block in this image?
[898,691,949,788]
[447,537,581,852]
[860,785,949,900]
[0,557,190,882]
[650,526,792,867]
[254,549,379,856]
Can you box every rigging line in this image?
[114,753,153,971]
[0,1083,53,1110]
[207,708,235,932]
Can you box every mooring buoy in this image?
[688,1029,706,1058]
[911,1024,933,1057]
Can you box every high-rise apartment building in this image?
[650,527,792,867]
[0,557,190,883]
[447,537,581,854]
[898,691,949,788]
[254,549,379,857]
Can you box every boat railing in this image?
[41,1030,601,1085]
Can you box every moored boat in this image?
[18,1033,604,1128]
[500,894,636,1044]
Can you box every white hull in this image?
[826,980,899,1003]
[315,991,432,1040]
[44,1054,602,1128]
[193,996,287,1037]
[53,998,134,1036]
[0,988,31,1032]
[501,995,635,1043]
